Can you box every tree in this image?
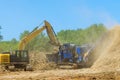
[57,23,107,45]
[0,26,3,41]
[11,38,18,44]
[19,30,29,40]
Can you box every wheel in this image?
[8,65,15,71]
[24,64,33,71]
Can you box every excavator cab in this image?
[9,50,29,69]
[10,50,29,64]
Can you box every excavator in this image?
[0,20,60,71]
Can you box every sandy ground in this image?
[0,68,120,80]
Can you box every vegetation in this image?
[0,38,18,52]
[0,26,3,41]
[0,23,107,52]
[57,23,107,45]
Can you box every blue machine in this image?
[57,43,92,68]
[58,43,84,64]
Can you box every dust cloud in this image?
[92,26,120,70]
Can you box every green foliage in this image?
[0,38,18,52]
[57,23,107,45]
[0,26,3,41]
[0,23,107,52]
[19,30,29,40]
[25,33,53,51]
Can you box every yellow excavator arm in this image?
[19,20,60,50]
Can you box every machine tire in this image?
[8,65,15,71]
[24,64,33,71]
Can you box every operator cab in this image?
[10,50,29,64]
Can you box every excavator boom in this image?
[45,21,60,46]
[19,20,60,50]
[19,26,45,50]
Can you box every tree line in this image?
[0,23,107,52]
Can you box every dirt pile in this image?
[92,26,120,70]
[30,51,56,70]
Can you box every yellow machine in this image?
[0,20,60,70]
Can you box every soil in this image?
[0,69,120,80]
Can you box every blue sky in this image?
[0,0,119,40]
